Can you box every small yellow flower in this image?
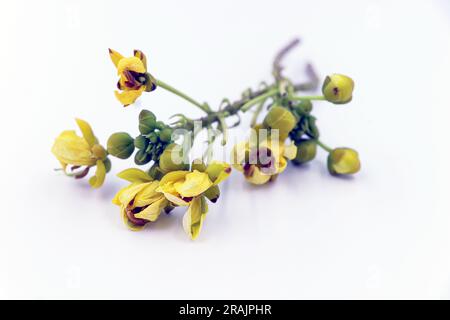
[113,169,168,231]
[232,139,297,185]
[51,119,108,188]
[109,49,156,107]
[327,148,361,175]
[156,161,231,239]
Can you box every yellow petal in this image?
[205,161,232,185]
[115,182,151,207]
[245,166,271,185]
[134,181,162,207]
[114,86,145,106]
[174,170,212,198]
[117,56,146,75]
[134,197,168,222]
[283,143,297,160]
[159,170,189,186]
[109,48,124,68]
[121,206,145,231]
[89,160,106,188]
[134,50,147,69]
[182,197,208,240]
[117,168,153,183]
[75,118,97,147]
[51,130,96,166]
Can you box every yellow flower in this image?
[232,139,297,185]
[327,148,361,175]
[156,161,231,239]
[51,118,108,188]
[109,49,156,107]
[113,168,168,231]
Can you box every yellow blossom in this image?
[113,168,168,231]
[109,49,156,107]
[156,161,231,239]
[232,139,297,185]
[51,119,108,188]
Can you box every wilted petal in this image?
[89,159,106,188]
[134,197,168,222]
[75,118,97,147]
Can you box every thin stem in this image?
[250,99,266,127]
[241,88,278,112]
[155,79,210,113]
[217,114,228,146]
[315,140,333,152]
[290,95,325,101]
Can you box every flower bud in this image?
[295,100,313,113]
[322,74,354,104]
[327,148,361,175]
[158,144,189,173]
[134,135,149,150]
[134,149,151,165]
[159,128,173,143]
[263,106,297,140]
[293,140,317,165]
[139,110,156,134]
[103,157,112,173]
[107,132,135,159]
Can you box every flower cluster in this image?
[51,39,361,240]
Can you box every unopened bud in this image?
[107,132,135,159]
[322,74,354,104]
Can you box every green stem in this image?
[155,79,210,113]
[217,114,228,146]
[315,139,333,152]
[250,99,266,127]
[291,95,325,101]
[241,88,278,112]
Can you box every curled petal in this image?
[89,160,106,188]
[134,181,162,207]
[205,161,232,185]
[114,86,145,106]
[244,165,271,185]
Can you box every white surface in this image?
[1,0,450,299]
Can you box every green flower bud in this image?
[322,74,354,104]
[134,135,149,150]
[263,106,297,140]
[158,144,189,173]
[204,185,220,203]
[155,121,165,130]
[293,140,317,165]
[159,128,173,143]
[134,149,151,165]
[148,132,158,143]
[139,110,156,134]
[107,132,135,159]
[295,100,313,113]
[327,148,361,175]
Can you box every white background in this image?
[1,0,449,299]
